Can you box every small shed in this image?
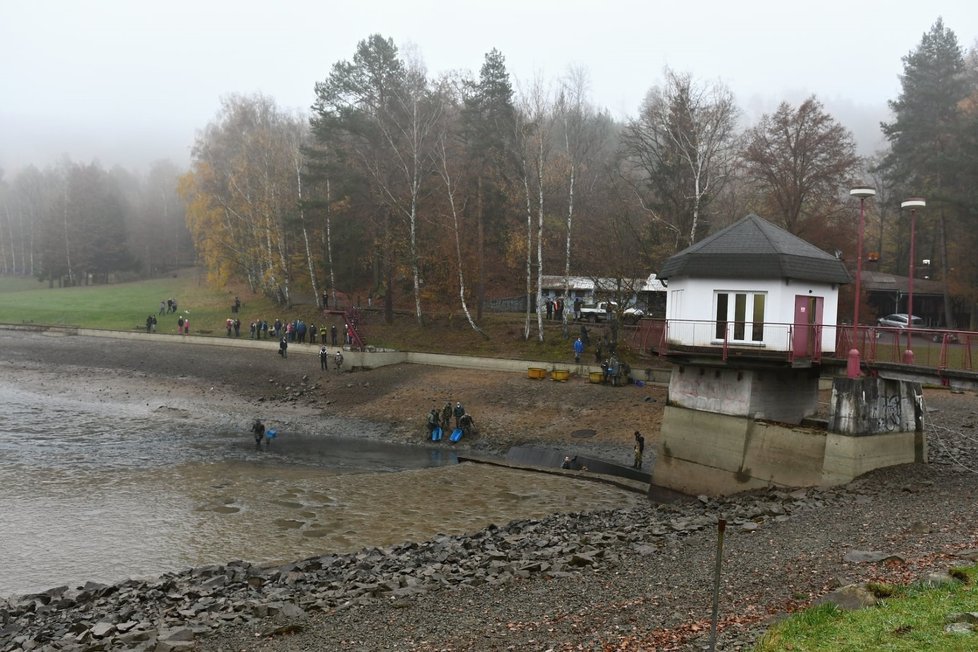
[659,214,850,358]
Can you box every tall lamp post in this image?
[848,186,876,379]
[901,197,926,364]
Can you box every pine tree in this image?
[461,48,518,319]
[881,18,968,328]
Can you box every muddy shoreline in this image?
[4,329,978,650]
[0,328,661,463]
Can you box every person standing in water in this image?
[251,419,265,451]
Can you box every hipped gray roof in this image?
[659,214,851,285]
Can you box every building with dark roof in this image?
[659,213,851,284]
[651,214,924,496]
[659,214,849,357]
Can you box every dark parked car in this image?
[928,330,960,343]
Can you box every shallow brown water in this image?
[0,378,643,597]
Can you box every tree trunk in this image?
[383,210,394,324]
[293,149,319,309]
[324,177,338,310]
[62,185,74,285]
[536,136,545,343]
[410,192,423,326]
[938,207,954,328]
[523,171,533,341]
[562,151,575,341]
[439,141,487,337]
[477,175,485,321]
[384,265,394,324]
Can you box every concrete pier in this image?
[654,375,926,496]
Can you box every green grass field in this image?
[755,564,978,651]
[3,270,975,372]
[0,269,279,332]
[0,270,587,363]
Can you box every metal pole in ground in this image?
[709,518,727,651]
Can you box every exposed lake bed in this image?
[0,330,645,598]
[2,329,977,650]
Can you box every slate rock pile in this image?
[0,487,840,651]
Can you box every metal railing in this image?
[629,318,978,377]
[837,324,977,373]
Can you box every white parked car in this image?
[876,313,923,329]
[876,313,960,343]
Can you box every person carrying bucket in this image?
[427,409,440,439]
[251,419,265,451]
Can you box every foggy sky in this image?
[2,1,977,175]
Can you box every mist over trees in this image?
[0,160,192,284]
[3,18,978,330]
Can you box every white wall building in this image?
[659,214,850,358]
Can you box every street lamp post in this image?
[848,186,876,379]
[901,197,926,364]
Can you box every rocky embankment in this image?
[7,464,978,652]
[3,486,850,651]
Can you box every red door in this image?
[793,296,822,359]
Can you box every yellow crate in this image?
[527,367,546,380]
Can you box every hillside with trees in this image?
[3,19,978,332]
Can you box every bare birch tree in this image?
[283,114,319,308]
[516,76,554,342]
[555,66,605,338]
[622,69,739,249]
[434,86,487,337]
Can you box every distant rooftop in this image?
[540,274,666,293]
[659,214,851,285]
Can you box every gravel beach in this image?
[1,329,977,651]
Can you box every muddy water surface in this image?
[0,377,643,597]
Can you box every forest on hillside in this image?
[2,19,978,330]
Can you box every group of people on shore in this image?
[147,292,361,352]
[571,328,630,385]
[248,319,341,345]
[426,400,475,439]
[149,298,189,334]
[545,296,588,321]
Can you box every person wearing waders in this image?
[334,350,343,371]
[441,401,453,430]
[427,409,440,438]
[319,345,329,371]
[251,419,265,451]
[453,401,465,428]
